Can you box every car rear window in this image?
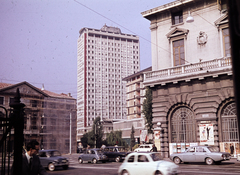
[208,146,219,152]
[48,151,61,157]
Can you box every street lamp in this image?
[94,120,102,148]
[69,109,77,155]
[153,122,162,152]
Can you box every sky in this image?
[0,0,172,98]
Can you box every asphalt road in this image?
[47,154,240,175]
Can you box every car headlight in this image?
[53,160,59,164]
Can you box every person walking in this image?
[12,140,47,175]
[151,144,157,152]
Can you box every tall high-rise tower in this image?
[77,25,140,140]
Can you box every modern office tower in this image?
[77,24,140,141]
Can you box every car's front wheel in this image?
[78,158,83,164]
[155,170,163,175]
[115,156,121,162]
[173,157,181,164]
[48,163,55,171]
[121,170,129,175]
[205,157,214,165]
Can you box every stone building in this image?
[0,81,76,154]
[77,24,140,141]
[141,0,239,157]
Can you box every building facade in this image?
[123,67,152,120]
[113,67,152,144]
[142,0,239,158]
[77,25,140,141]
[0,82,76,154]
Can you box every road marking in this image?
[180,170,240,175]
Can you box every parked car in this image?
[170,146,231,165]
[38,149,69,171]
[118,152,178,175]
[103,146,128,162]
[134,144,153,152]
[78,148,108,164]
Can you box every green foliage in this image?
[80,132,94,148]
[142,87,153,134]
[93,117,104,148]
[105,130,127,147]
[130,125,135,151]
[80,117,104,148]
[132,144,140,150]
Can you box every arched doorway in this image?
[220,102,239,157]
[169,107,197,154]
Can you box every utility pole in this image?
[69,111,72,154]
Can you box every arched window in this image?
[171,107,196,143]
[221,102,239,142]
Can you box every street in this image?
[46,154,240,175]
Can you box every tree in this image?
[130,125,135,151]
[105,130,127,147]
[142,87,153,134]
[80,117,103,148]
[93,117,104,148]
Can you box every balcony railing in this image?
[144,57,232,84]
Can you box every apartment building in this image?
[77,25,140,141]
[123,66,152,120]
[142,0,238,157]
[0,81,76,154]
[113,67,152,144]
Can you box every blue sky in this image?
[0,0,171,98]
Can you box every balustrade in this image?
[144,57,232,82]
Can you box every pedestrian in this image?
[87,144,90,149]
[230,143,234,155]
[101,144,106,150]
[77,142,83,153]
[12,140,47,175]
[151,144,157,152]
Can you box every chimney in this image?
[41,84,45,90]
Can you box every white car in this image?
[134,144,153,152]
[118,152,179,175]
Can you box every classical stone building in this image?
[0,81,76,154]
[141,0,239,157]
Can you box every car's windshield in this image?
[47,151,61,157]
[208,146,219,152]
[150,153,163,161]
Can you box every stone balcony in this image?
[143,57,232,87]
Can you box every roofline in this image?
[79,26,139,39]
[0,81,75,100]
[0,81,49,97]
[122,66,152,81]
[141,0,194,19]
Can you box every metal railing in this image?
[0,88,25,175]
